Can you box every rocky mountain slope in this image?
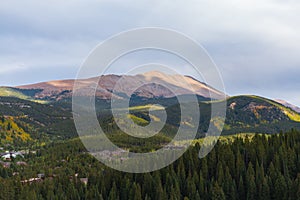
[13,71,225,101]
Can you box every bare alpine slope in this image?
[15,71,225,101]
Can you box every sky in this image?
[0,0,299,106]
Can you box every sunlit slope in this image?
[0,116,32,144]
[0,97,75,138]
[0,87,47,104]
[126,95,300,136]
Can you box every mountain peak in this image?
[142,70,172,76]
[5,71,226,101]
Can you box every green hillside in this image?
[0,87,47,104]
[123,95,300,136]
[1,94,300,144]
[0,97,75,139]
[253,95,300,122]
[223,95,300,134]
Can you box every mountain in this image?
[0,71,300,141]
[12,71,225,101]
[275,99,300,113]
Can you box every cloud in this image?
[0,0,299,105]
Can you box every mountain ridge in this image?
[14,71,226,101]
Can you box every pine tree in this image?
[108,182,119,200]
[246,162,256,200]
[273,173,287,200]
[259,177,270,200]
[238,176,245,200]
[291,174,300,200]
[210,182,226,200]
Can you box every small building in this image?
[37,173,45,179]
[1,152,24,161]
[21,178,42,184]
[80,178,88,186]
[0,161,11,168]
[16,161,27,166]
[13,172,19,176]
[1,154,12,161]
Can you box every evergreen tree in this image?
[246,162,256,200]
[210,182,226,200]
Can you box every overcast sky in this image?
[0,0,299,106]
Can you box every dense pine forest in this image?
[1,129,300,200]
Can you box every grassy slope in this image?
[0,87,47,104]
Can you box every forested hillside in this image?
[1,94,300,143]
[0,115,32,146]
[1,130,300,199]
[0,97,76,139]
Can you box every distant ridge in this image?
[275,99,300,113]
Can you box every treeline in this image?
[1,129,300,199]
